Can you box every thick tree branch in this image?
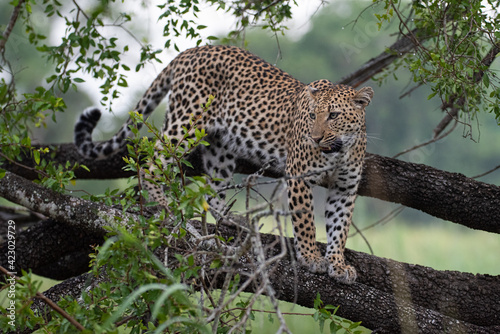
[360,153,500,233]
[0,219,103,279]
[0,171,132,234]
[3,142,500,233]
[10,218,499,333]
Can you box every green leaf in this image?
[318,318,325,332]
[349,321,362,329]
[210,259,222,269]
[483,74,490,89]
[314,292,322,309]
[33,150,40,165]
[330,321,342,333]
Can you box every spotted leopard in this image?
[74,45,373,283]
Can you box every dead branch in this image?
[336,29,422,88]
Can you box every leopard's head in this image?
[302,84,373,154]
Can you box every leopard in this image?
[74,45,373,284]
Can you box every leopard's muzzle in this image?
[319,138,343,154]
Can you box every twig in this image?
[350,205,406,237]
[392,119,457,159]
[0,265,86,332]
[399,83,423,99]
[71,0,89,20]
[0,0,25,55]
[433,107,459,139]
[350,221,373,255]
[472,164,500,179]
[390,0,430,59]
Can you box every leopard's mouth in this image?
[319,138,343,154]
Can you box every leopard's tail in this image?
[74,66,173,160]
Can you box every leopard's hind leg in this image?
[199,134,237,220]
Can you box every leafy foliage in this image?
[312,293,363,334]
[1,105,215,333]
[374,0,500,122]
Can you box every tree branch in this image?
[0,171,132,234]
[3,142,500,234]
[0,0,25,54]
[360,153,500,233]
[336,29,422,88]
[11,218,499,333]
[0,219,103,279]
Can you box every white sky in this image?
[84,0,327,115]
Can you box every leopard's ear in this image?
[306,86,320,99]
[352,87,374,109]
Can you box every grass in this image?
[346,219,500,276]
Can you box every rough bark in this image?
[4,143,500,234]
[0,171,134,234]
[0,219,103,280]
[360,154,500,233]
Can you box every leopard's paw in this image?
[297,253,328,274]
[328,263,357,284]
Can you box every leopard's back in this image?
[162,45,303,171]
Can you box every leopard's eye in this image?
[328,112,340,120]
[309,112,316,120]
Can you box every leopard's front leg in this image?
[324,187,357,284]
[287,178,329,274]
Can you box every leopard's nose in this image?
[311,135,323,143]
